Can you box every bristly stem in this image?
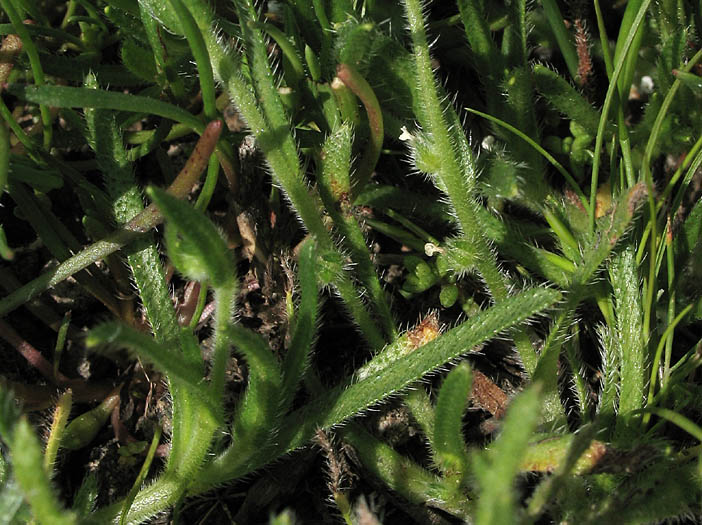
[403,0,540,375]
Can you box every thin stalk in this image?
[644,303,694,425]
[641,48,702,338]
[468,108,586,207]
[589,0,651,232]
[120,426,163,525]
[541,0,579,80]
[167,0,217,120]
[664,221,675,384]
[0,0,52,148]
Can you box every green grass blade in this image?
[589,0,652,231]
[6,84,204,133]
[166,0,217,120]
[540,0,579,80]
[465,106,586,207]
[120,426,162,525]
[0,0,52,148]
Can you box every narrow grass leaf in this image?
[120,425,162,525]
[465,107,585,206]
[6,84,203,133]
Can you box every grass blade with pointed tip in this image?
[6,84,203,133]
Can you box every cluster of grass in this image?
[0,0,701,523]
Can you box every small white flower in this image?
[481,135,496,152]
[640,75,654,95]
[399,126,413,142]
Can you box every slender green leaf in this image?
[281,238,319,410]
[6,84,203,133]
[433,362,472,480]
[146,186,234,288]
[473,386,541,525]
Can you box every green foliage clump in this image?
[0,0,701,523]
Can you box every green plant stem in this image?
[644,303,694,425]
[593,0,614,78]
[120,426,162,525]
[664,224,675,385]
[403,0,540,375]
[166,0,217,120]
